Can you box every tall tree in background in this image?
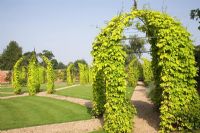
[41,50,54,60]
[57,62,66,69]
[0,41,22,70]
[190,8,200,30]
[39,50,60,69]
[74,59,88,77]
[123,35,146,65]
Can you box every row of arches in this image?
[12,52,54,95]
[92,9,200,132]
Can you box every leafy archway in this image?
[66,63,75,85]
[12,53,54,95]
[92,9,200,132]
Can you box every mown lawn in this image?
[0,96,91,130]
[56,85,135,100]
[56,85,93,100]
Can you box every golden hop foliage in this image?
[92,8,200,133]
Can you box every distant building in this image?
[0,70,10,84]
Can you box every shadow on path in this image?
[132,100,160,131]
[131,82,160,132]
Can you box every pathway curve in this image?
[1,119,102,133]
[55,84,80,91]
[132,82,159,133]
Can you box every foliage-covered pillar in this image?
[78,63,89,85]
[41,55,54,94]
[142,58,153,86]
[12,57,24,94]
[92,13,136,132]
[127,56,140,88]
[88,66,93,84]
[27,55,40,95]
[38,66,45,84]
[134,10,200,132]
[66,63,74,85]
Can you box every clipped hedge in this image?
[92,8,200,133]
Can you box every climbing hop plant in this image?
[27,55,40,95]
[92,12,137,133]
[127,56,140,88]
[134,10,200,132]
[142,58,153,86]
[88,66,93,84]
[66,63,75,85]
[12,56,24,94]
[78,63,89,85]
[92,8,200,133]
[41,55,54,94]
[38,66,45,84]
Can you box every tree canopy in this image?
[0,41,22,70]
[190,8,200,30]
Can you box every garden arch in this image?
[12,53,54,95]
[92,9,200,132]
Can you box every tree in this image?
[73,59,88,77]
[123,35,145,65]
[190,8,200,30]
[40,50,54,60]
[57,62,66,69]
[51,59,58,69]
[0,41,22,70]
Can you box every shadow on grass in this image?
[85,102,104,128]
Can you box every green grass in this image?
[0,96,91,130]
[56,85,93,100]
[56,85,135,100]
[0,82,68,96]
[90,129,105,133]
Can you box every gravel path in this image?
[132,82,159,133]
[1,119,102,133]
[0,92,13,94]
[55,84,80,91]
[0,93,28,99]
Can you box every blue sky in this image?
[0,0,199,64]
